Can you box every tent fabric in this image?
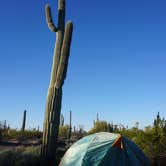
[59,132,150,166]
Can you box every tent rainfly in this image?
[59,132,150,166]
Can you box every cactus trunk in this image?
[41,0,73,162]
[21,110,26,131]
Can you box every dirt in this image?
[0,138,41,151]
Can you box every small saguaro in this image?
[21,110,26,131]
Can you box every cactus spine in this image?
[21,110,26,131]
[41,0,73,161]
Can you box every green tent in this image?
[59,132,150,166]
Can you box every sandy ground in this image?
[0,138,41,151]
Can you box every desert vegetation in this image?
[0,0,165,165]
[0,113,165,165]
[88,112,166,165]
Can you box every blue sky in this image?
[0,0,166,131]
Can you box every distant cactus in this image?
[107,123,113,132]
[7,124,10,131]
[68,110,72,141]
[97,113,99,122]
[4,120,7,130]
[93,113,99,126]
[73,125,76,135]
[21,110,26,131]
[41,0,73,162]
[93,120,95,126]
[60,113,64,126]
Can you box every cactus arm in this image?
[45,5,57,32]
[55,21,73,88]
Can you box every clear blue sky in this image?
[0,0,166,131]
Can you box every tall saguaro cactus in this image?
[41,0,73,162]
[21,110,26,131]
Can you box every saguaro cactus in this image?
[60,113,64,126]
[4,120,7,130]
[96,113,99,122]
[41,0,73,161]
[68,110,72,141]
[21,110,26,131]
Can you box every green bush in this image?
[59,125,70,138]
[120,113,166,160]
[0,146,41,166]
[0,149,18,166]
[88,121,109,134]
[1,129,42,139]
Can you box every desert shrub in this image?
[88,121,109,134]
[59,125,70,138]
[23,146,40,155]
[0,149,18,166]
[0,146,41,166]
[120,113,166,162]
[2,129,42,140]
